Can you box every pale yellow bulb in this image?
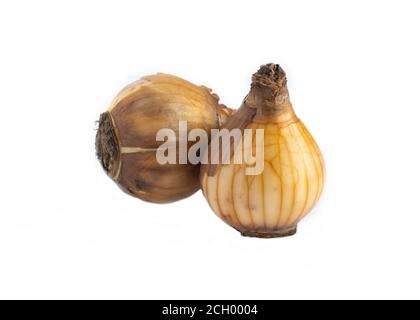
[200,63,325,238]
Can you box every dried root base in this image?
[96,112,119,176]
[240,225,297,238]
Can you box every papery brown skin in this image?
[96,73,232,203]
[200,64,325,238]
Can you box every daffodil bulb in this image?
[201,64,325,238]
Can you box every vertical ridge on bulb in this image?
[296,123,319,219]
[295,124,311,225]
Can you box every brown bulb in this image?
[96,73,232,203]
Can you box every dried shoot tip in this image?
[252,63,287,92]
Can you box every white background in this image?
[0,0,419,300]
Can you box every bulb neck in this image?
[244,63,295,122]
